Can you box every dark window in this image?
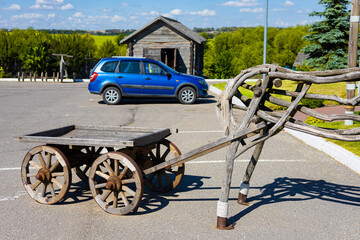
[143,62,166,76]
[118,61,141,74]
[101,61,119,72]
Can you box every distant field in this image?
[92,35,118,47]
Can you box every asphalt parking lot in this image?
[0,81,359,239]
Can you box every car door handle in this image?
[145,77,151,80]
[117,76,123,79]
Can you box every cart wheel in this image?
[89,152,144,215]
[73,146,114,182]
[142,140,185,193]
[21,145,72,204]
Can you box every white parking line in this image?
[186,159,310,164]
[178,130,223,133]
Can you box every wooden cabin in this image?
[120,16,206,76]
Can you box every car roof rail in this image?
[111,56,147,59]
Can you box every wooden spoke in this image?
[36,153,46,167]
[157,173,162,188]
[113,191,118,208]
[120,191,129,206]
[51,172,64,177]
[41,184,47,197]
[161,148,171,161]
[31,180,42,190]
[149,151,156,161]
[49,160,60,172]
[29,160,41,170]
[21,146,71,205]
[122,178,135,184]
[89,152,143,215]
[95,183,107,189]
[114,160,119,176]
[122,186,136,196]
[52,178,63,189]
[49,183,56,198]
[46,153,52,169]
[148,172,156,183]
[102,161,114,176]
[161,171,173,185]
[26,173,37,178]
[156,144,160,159]
[143,140,185,193]
[100,190,112,201]
[96,170,110,180]
[118,166,129,180]
[73,146,112,182]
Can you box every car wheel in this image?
[102,87,121,105]
[178,87,197,104]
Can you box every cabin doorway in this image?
[161,48,177,70]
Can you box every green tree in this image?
[52,33,97,74]
[21,31,53,74]
[302,0,350,70]
[273,25,308,67]
[97,40,118,58]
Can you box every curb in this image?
[0,78,90,83]
[209,85,360,175]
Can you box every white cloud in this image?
[59,3,74,10]
[73,12,85,18]
[284,1,295,6]
[112,15,126,22]
[168,9,216,17]
[48,13,56,19]
[221,0,260,7]
[189,9,216,16]
[3,4,21,10]
[239,8,263,13]
[170,9,184,16]
[12,13,43,19]
[30,4,54,10]
[30,0,72,10]
[122,3,128,7]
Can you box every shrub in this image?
[300,98,324,108]
[305,116,325,125]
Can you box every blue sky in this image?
[0,0,329,30]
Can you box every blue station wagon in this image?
[88,57,208,104]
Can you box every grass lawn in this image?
[312,120,360,156]
[212,81,359,157]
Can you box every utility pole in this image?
[263,0,268,66]
[346,0,360,125]
[263,0,268,80]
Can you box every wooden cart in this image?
[18,124,266,215]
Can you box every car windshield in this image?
[157,61,179,74]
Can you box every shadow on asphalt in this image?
[96,95,216,105]
[228,177,360,226]
[56,176,360,219]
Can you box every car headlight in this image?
[197,79,207,85]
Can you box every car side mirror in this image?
[165,72,172,78]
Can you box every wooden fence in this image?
[17,72,77,82]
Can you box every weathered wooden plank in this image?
[17,126,172,148]
[142,122,268,175]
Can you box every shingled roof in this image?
[120,16,206,44]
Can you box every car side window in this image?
[118,61,140,74]
[143,62,166,76]
[100,61,119,72]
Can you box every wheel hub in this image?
[35,168,51,183]
[106,176,122,191]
